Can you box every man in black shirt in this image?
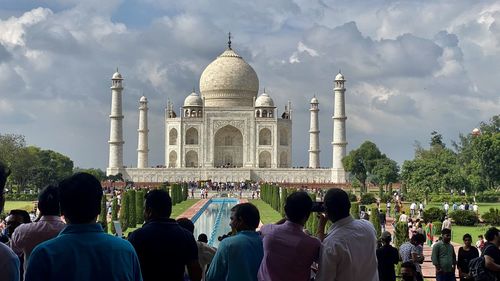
[128,190,202,281]
[376,231,399,281]
[483,227,500,279]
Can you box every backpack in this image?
[469,245,497,281]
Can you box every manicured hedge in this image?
[449,210,478,226]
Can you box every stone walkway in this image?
[384,216,461,280]
[176,199,208,219]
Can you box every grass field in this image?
[249,199,283,224]
[451,225,493,244]
[4,201,36,213]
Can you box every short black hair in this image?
[411,233,425,244]
[231,203,260,230]
[441,228,452,235]
[58,173,102,224]
[198,233,208,243]
[463,233,472,241]
[145,189,172,218]
[324,188,350,221]
[284,191,312,223]
[485,227,499,242]
[38,185,60,216]
[9,209,31,223]
[177,217,194,233]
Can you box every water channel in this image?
[192,198,239,247]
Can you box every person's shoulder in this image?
[102,233,135,250]
[0,241,17,258]
[484,243,500,255]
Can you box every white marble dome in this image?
[335,72,345,81]
[255,92,275,107]
[310,96,319,104]
[140,96,147,102]
[184,91,203,107]
[199,48,259,107]
[112,71,122,79]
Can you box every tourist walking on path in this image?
[257,191,321,281]
[206,203,263,281]
[483,227,500,280]
[11,185,65,279]
[431,228,456,281]
[0,163,19,281]
[399,233,425,281]
[376,231,399,281]
[379,209,387,232]
[442,217,452,230]
[425,222,433,247]
[476,235,485,254]
[25,173,143,281]
[457,233,479,281]
[315,188,378,281]
[399,211,408,223]
[410,202,416,217]
[129,189,201,281]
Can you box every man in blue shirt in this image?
[25,173,142,281]
[206,202,263,281]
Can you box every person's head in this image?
[484,227,500,245]
[381,231,392,244]
[144,189,172,220]
[58,172,102,224]
[38,185,60,216]
[230,203,260,231]
[198,233,208,243]
[478,234,483,240]
[441,228,452,243]
[462,233,472,247]
[6,209,30,237]
[177,217,194,233]
[324,188,350,222]
[0,162,11,213]
[410,233,425,246]
[400,261,417,281]
[284,191,312,225]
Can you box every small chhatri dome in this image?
[112,68,123,79]
[199,39,259,108]
[335,72,345,81]
[472,128,481,135]
[140,96,147,102]
[184,91,203,107]
[255,90,275,107]
[310,96,319,104]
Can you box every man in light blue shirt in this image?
[206,203,263,281]
[25,173,142,281]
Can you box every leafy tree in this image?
[98,196,108,232]
[136,190,145,225]
[119,191,129,232]
[128,190,137,228]
[74,168,106,182]
[371,158,399,191]
[0,134,26,167]
[430,131,445,148]
[111,197,119,234]
[370,207,381,238]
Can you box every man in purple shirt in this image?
[258,191,321,281]
[11,185,66,277]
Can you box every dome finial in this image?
[228,32,232,50]
[263,87,266,93]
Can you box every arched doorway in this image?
[259,128,271,145]
[185,151,198,167]
[185,128,198,145]
[169,129,177,145]
[279,151,288,168]
[214,125,243,167]
[259,151,271,168]
[169,151,177,168]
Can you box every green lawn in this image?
[451,225,494,244]
[123,199,200,236]
[4,201,36,213]
[250,199,283,224]
[425,202,500,215]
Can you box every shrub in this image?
[110,197,119,234]
[119,191,129,232]
[128,190,137,228]
[370,207,381,238]
[394,222,409,248]
[432,221,442,238]
[449,210,478,226]
[380,192,392,203]
[422,207,446,223]
[482,208,500,226]
[351,202,360,219]
[4,193,38,201]
[136,190,145,225]
[347,192,357,202]
[475,191,500,203]
[360,193,377,205]
[98,196,108,232]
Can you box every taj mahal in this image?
[106,37,348,183]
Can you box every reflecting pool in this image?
[192,198,239,247]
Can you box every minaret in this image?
[332,71,347,183]
[107,69,125,175]
[137,96,149,168]
[309,96,320,168]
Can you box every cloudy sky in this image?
[0,0,499,170]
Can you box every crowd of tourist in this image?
[1,161,500,281]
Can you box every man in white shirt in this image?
[316,188,378,281]
[472,203,479,214]
[410,202,416,217]
[399,211,408,223]
[0,163,20,281]
[443,202,449,215]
